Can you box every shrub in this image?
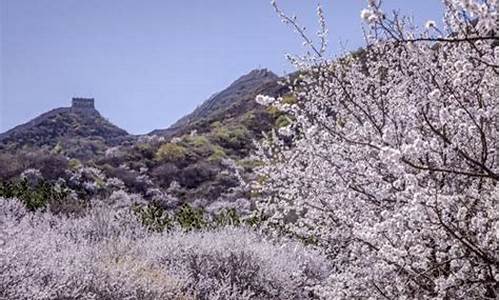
[241,111,256,128]
[184,135,216,158]
[211,125,251,150]
[151,163,180,187]
[207,145,226,162]
[135,203,174,232]
[68,158,82,170]
[281,94,296,105]
[0,153,24,181]
[179,162,217,189]
[136,203,242,232]
[174,204,207,230]
[135,142,156,160]
[186,135,209,148]
[0,151,69,181]
[155,143,188,162]
[102,165,144,192]
[274,115,291,128]
[0,179,70,211]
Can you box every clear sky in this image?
[0,0,443,134]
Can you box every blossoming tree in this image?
[255,0,499,298]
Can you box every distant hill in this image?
[1,69,287,152]
[0,69,291,204]
[0,69,290,161]
[0,98,131,158]
[150,68,285,138]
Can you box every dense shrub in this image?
[0,179,70,211]
[156,143,188,162]
[0,153,24,180]
[151,162,180,187]
[210,125,251,151]
[184,135,214,157]
[102,165,145,192]
[60,137,108,160]
[28,152,69,180]
[0,151,68,181]
[179,162,217,189]
[207,145,226,162]
[135,203,216,232]
[134,142,156,160]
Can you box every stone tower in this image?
[71,98,95,113]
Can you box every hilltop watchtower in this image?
[71,98,95,113]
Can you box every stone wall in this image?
[71,98,95,113]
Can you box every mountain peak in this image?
[151,68,285,137]
[245,68,277,79]
[231,69,278,86]
[0,98,129,154]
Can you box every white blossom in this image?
[425,20,436,29]
[255,94,275,106]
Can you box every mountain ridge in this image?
[150,68,282,137]
[0,68,287,156]
[0,68,290,202]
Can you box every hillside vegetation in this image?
[0,0,498,299]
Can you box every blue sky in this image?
[0,0,443,134]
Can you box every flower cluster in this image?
[255,94,276,106]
